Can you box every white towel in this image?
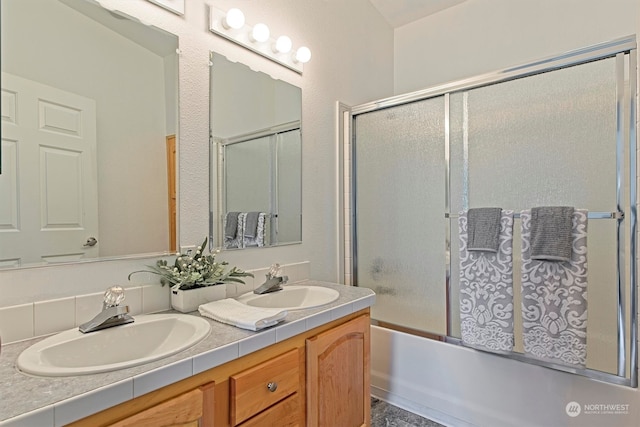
[198,298,287,331]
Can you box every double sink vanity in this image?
[0,282,374,426]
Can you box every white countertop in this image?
[0,281,375,427]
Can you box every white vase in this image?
[170,285,226,313]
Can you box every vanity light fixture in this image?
[209,6,310,74]
[273,35,292,54]
[294,46,312,64]
[222,8,245,30]
[251,23,270,43]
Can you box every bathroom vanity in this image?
[0,282,374,427]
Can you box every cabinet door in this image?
[306,315,370,427]
[109,382,214,427]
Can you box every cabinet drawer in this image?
[239,394,300,427]
[230,348,300,425]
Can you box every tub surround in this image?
[0,281,374,426]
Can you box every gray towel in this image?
[244,211,261,238]
[225,212,240,240]
[459,210,515,354]
[467,208,502,252]
[530,206,574,262]
[521,209,588,367]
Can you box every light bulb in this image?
[223,8,245,30]
[274,35,292,54]
[294,46,311,63]
[251,23,270,43]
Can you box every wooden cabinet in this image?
[108,382,214,427]
[306,315,370,427]
[68,310,369,427]
[237,394,300,427]
[230,348,303,426]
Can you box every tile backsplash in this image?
[0,261,310,345]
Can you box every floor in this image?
[371,397,445,427]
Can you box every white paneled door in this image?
[0,72,98,267]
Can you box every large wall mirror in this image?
[210,52,302,250]
[0,0,178,268]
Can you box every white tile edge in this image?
[52,377,133,427]
[132,357,192,398]
[238,329,276,357]
[192,341,239,374]
[0,404,54,427]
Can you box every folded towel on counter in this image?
[530,206,574,262]
[198,298,287,331]
[244,211,261,238]
[467,207,503,252]
[225,212,240,239]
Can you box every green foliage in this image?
[128,237,253,290]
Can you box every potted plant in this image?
[129,237,253,312]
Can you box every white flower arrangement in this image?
[129,237,253,291]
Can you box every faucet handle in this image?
[103,286,125,308]
[267,263,282,279]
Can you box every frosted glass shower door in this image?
[449,57,621,374]
[354,98,446,335]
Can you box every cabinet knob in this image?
[266,382,278,392]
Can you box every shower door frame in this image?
[348,35,638,387]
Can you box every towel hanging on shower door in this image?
[520,208,588,368]
[223,212,244,249]
[458,209,515,354]
[243,212,267,248]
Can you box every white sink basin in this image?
[17,313,211,377]
[236,285,340,310]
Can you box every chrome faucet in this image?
[79,286,134,333]
[254,264,288,295]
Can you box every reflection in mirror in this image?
[0,0,179,268]
[210,53,302,249]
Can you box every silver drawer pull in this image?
[266,382,278,392]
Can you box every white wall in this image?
[394,0,639,94]
[374,1,640,426]
[0,0,393,305]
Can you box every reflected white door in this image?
[0,72,98,266]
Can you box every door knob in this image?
[83,237,98,247]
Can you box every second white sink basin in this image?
[17,313,211,377]
[236,285,340,310]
